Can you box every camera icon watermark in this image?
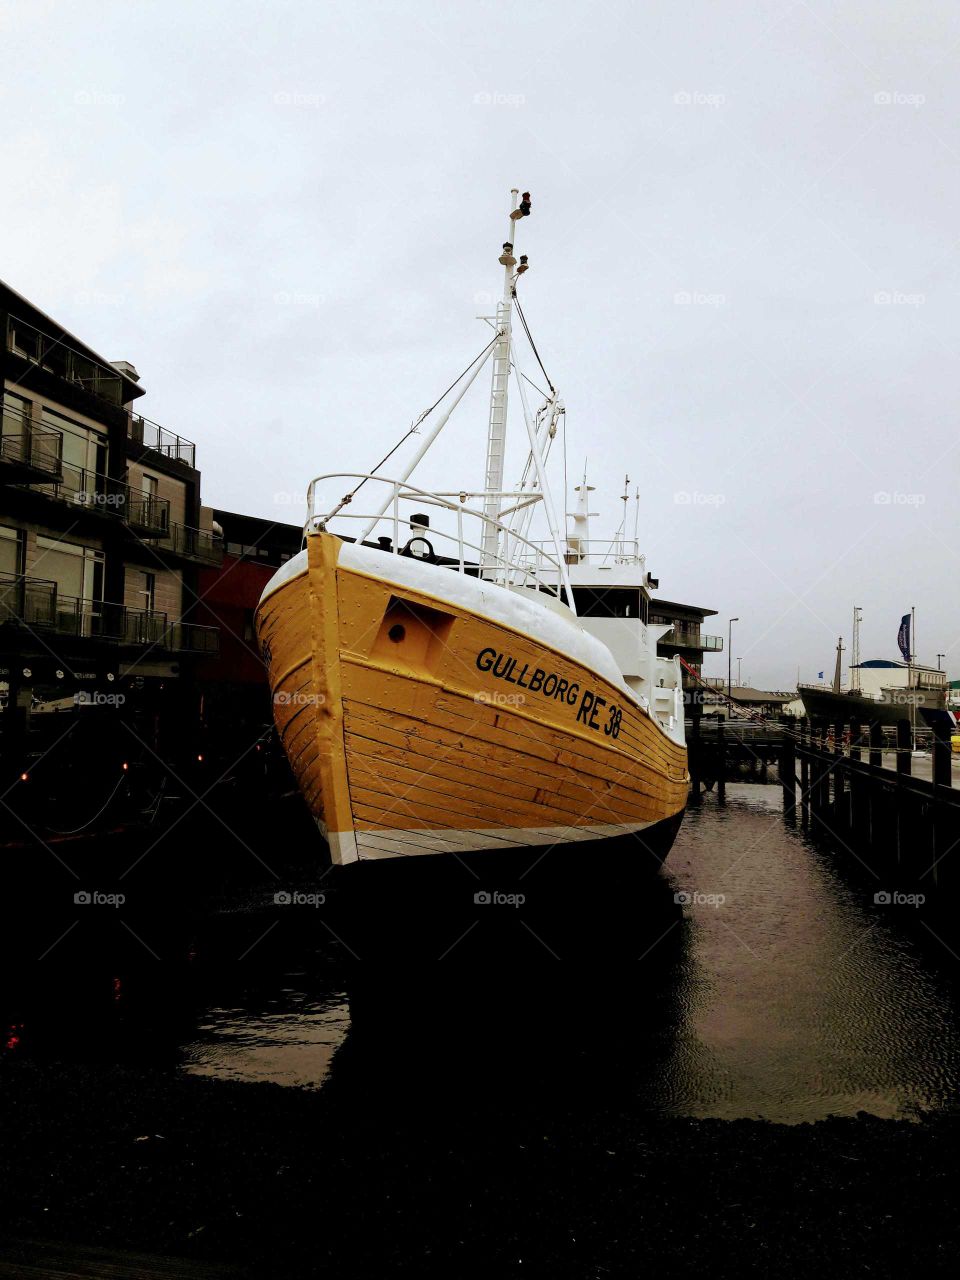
[474,889,526,907]
[274,890,326,907]
[674,889,725,907]
[74,889,125,908]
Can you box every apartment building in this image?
[649,597,722,686]
[0,280,221,753]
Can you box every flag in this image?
[817,671,824,680]
[897,613,911,663]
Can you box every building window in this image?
[137,571,156,613]
[0,525,24,577]
[572,587,645,619]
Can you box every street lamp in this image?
[728,618,739,701]
[937,653,945,671]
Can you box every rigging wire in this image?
[514,295,552,391]
[326,329,502,519]
[42,771,128,836]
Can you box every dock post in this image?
[689,697,702,806]
[833,719,845,819]
[931,719,952,890]
[896,719,912,869]
[780,728,796,824]
[717,715,726,806]
[869,721,882,769]
[799,718,810,828]
[849,717,861,838]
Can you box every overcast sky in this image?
[3,0,959,689]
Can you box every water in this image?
[5,783,960,1123]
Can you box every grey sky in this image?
[3,0,959,690]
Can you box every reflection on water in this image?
[5,783,960,1123]
[183,988,349,1088]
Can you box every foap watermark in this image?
[674,90,726,107]
[273,90,326,107]
[274,890,326,908]
[674,490,726,506]
[74,890,126,908]
[474,690,526,707]
[874,91,925,109]
[473,90,526,108]
[674,290,726,307]
[74,289,125,307]
[474,889,526,907]
[74,89,125,107]
[274,290,323,307]
[76,690,126,708]
[77,490,125,509]
[874,290,925,307]
[273,690,326,708]
[873,491,925,507]
[874,890,925,908]
[674,890,726,908]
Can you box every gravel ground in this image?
[2,1060,959,1278]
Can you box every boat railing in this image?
[304,473,567,601]
[519,537,646,568]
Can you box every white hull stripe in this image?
[328,818,675,862]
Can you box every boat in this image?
[798,617,947,729]
[255,190,688,868]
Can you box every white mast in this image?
[851,605,862,691]
[568,465,595,563]
[481,188,523,572]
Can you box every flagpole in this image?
[910,604,916,748]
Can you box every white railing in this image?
[520,537,646,568]
[304,473,567,602]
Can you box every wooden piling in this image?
[799,718,810,828]
[717,715,726,806]
[780,729,796,823]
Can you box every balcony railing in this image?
[152,521,223,565]
[0,572,219,654]
[703,634,723,651]
[5,450,172,535]
[171,622,220,654]
[655,627,723,652]
[0,407,64,483]
[7,316,126,407]
[128,414,196,469]
[124,488,171,537]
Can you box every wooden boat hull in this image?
[255,533,688,865]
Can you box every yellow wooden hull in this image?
[255,533,688,865]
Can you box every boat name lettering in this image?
[475,647,622,737]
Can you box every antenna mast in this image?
[852,606,862,691]
[481,187,528,571]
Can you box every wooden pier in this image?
[689,709,960,895]
[787,717,960,893]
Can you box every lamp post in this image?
[737,657,743,688]
[937,653,945,671]
[728,618,739,701]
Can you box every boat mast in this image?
[832,636,844,694]
[851,606,862,691]
[481,188,523,572]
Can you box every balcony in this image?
[656,626,724,652]
[124,487,171,537]
[0,572,219,655]
[5,449,172,536]
[151,521,223,565]
[128,414,196,469]
[0,409,64,485]
[7,315,126,407]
